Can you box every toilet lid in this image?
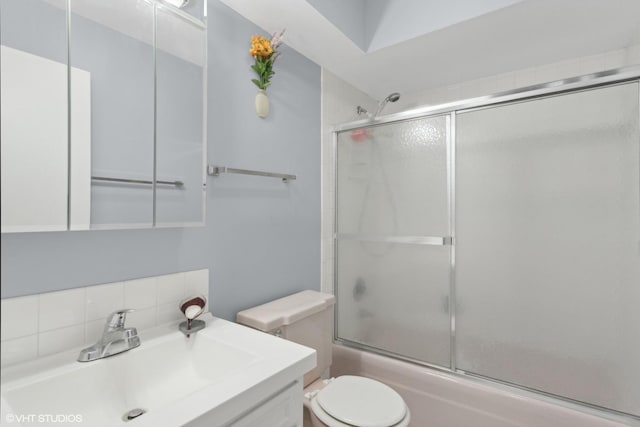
[316,376,406,427]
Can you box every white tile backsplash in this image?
[185,269,208,296]
[0,269,209,367]
[1,335,38,368]
[157,273,186,305]
[124,277,157,310]
[84,318,106,345]
[127,307,156,331]
[156,302,184,325]
[39,288,86,332]
[85,282,124,321]
[38,325,84,357]
[1,295,38,341]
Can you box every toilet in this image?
[236,290,411,427]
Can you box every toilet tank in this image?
[236,290,336,387]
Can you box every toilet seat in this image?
[309,376,410,427]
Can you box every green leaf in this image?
[251,54,279,90]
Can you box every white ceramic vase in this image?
[255,89,269,118]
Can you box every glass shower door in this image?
[335,115,452,366]
[455,82,640,416]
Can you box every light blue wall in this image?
[306,0,367,51]
[366,0,523,52]
[0,0,321,321]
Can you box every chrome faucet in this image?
[78,309,140,362]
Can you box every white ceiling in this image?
[220,0,640,101]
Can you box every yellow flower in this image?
[249,36,273,58]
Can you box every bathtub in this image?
[330,344,638,427]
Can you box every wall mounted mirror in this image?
[0,0,207,233]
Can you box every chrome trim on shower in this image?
[333,66,640,132]
[447,112,456,371]
[65,0,71,230]
[332,130,340,343]
[152,1,158,227]
[335,234,451,246]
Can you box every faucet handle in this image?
[105,309,135,331]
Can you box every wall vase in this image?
[255,89,269,118]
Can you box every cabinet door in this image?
[229,381,302,427]
[1,0,69,233]
[155,5,206,227]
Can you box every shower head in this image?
[374,92,401,117]
[356,92,401,119]
[385,92,401,103]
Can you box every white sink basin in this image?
[0,315,315,427]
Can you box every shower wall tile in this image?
[423,87,451,107]
[605,49,627,69]
[534,63,559,85]
[628,45,640,64]
[0,268,209,367]
[476,77,498,97]
[322,261,334,295]
[497,72,518,93]
[395,45,640,111]
[458,82,480,100]
[579,54,606,75]
[514,68,536,89]
[555,59,581,80]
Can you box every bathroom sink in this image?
[0,315,315,426]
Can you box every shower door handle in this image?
[336,234,453,246]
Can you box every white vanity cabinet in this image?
[186,377,304,427]
[227,381,302,427]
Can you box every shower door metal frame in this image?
[332,65,640,424]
